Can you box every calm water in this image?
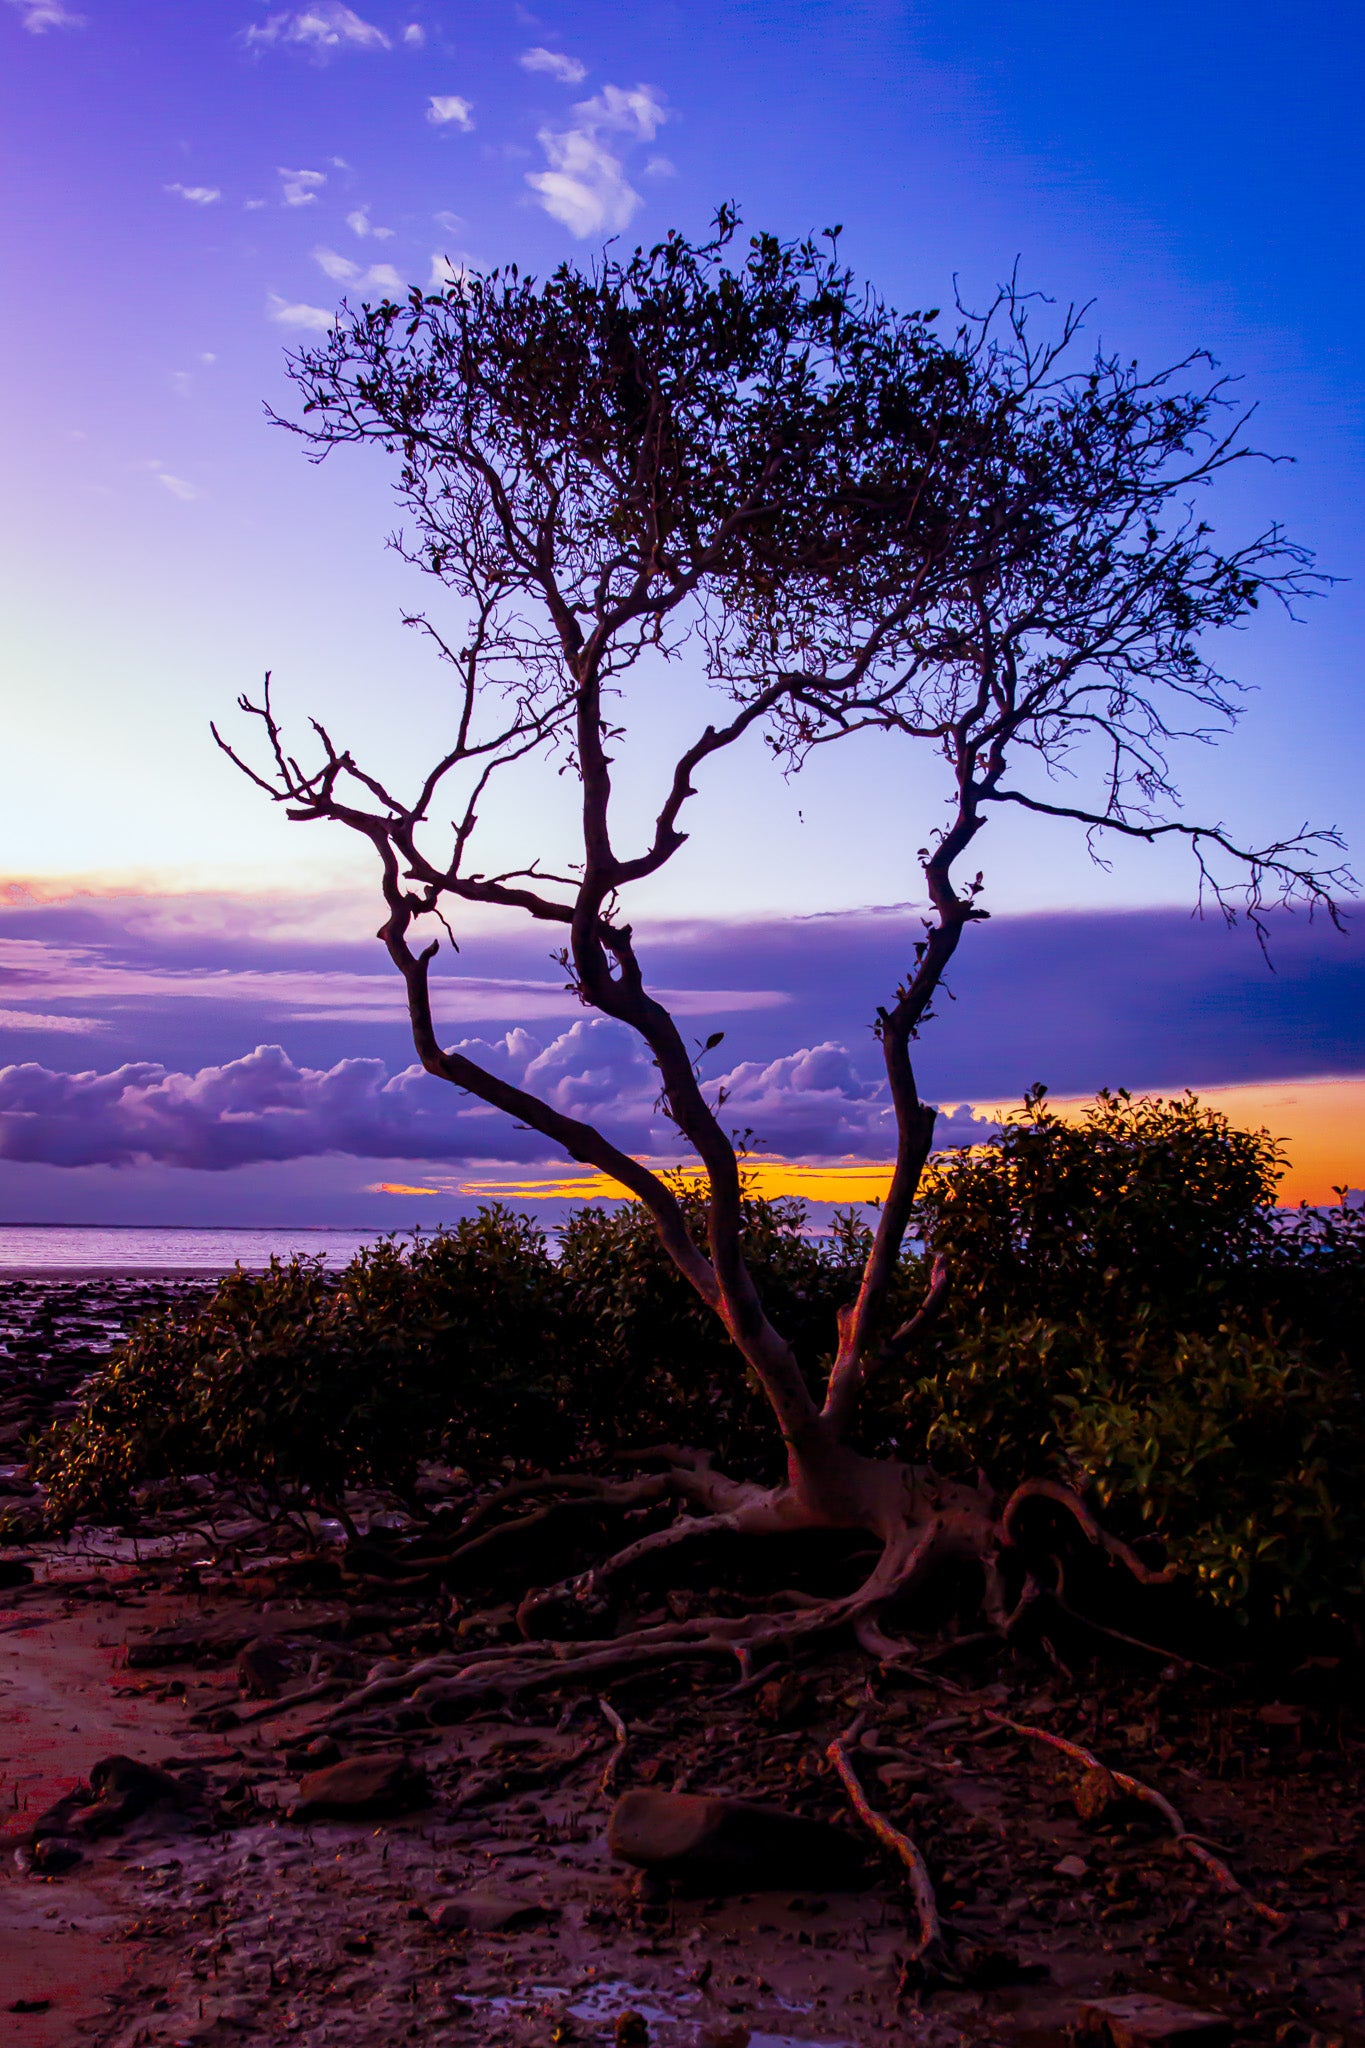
[0,1225,394,1274]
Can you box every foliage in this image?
[557,1187,877,1474]
[35,1212,564,1529]
[32,1090,1365,1623]
[901,1088,1365,1621]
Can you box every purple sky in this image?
[1,0,1361,1220]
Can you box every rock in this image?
[615,2014,649,2048]
[1053,1853,1089,1879]
[8,1997,52,2014]
[1077,1994,1234,2047]
[697,2027,750,2048]
[290,1752,429,1820]
[198,1707,240,1734]
[427,1886,553,1933]
[28,1755,187,1848]
[607,1789,865,1892]
[235,1636,298,1699]
[29,1834,83,1874]
[0,1559,35,1589]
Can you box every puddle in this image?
[461,1972,853,2048]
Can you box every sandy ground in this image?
[0,1581,223,2045]
[3,1280,1365,2048]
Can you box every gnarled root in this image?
[827,1712,945,1975]
[307,1453,1171,1731]
[986,1712,1289,1930]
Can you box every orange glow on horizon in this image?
[372,1074,1365,1211]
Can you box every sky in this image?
[1,0,1362,1223]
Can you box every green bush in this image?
[30,1089,1365,1624]
[903,1088,1365,1622]
[35,1211,566,1529]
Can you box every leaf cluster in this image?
[902,1089,1365,1622]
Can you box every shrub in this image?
[30,1090,1365,1625]
[903,1088,1365,1622]
[35,1210,565,1528]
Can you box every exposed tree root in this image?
[826,1712,944,1972]
[300,1450,1173,1736]
[999,1479,1176,1586]
[598,1698,628,1798]
[985,1711,1291,1930]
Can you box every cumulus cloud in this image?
[426,93,473,129]
[313,247,405,295]
[520,45,586,84]
[527,81,667,237]
[6,0,85,30]
[402,21,424,44]
[266,292,336,332]
[278,166,326,206]
[0,1026,989,1172]
[242,5,390,54]
[165,183,222,205]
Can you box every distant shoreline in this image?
[0,1266,238,1280]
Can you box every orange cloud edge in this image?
[371,1074,1365,1211]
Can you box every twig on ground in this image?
[984,1711,1290,1929]
[826,1715,943,1967]
[598,1697,628,1798]
[1049,1595,1221,1677]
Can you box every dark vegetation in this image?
[32,1091,1365,1634]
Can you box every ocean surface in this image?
[0,1225,394,1274]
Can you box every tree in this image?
[219,212,1349,1705]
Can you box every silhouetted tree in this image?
[220,212,1349,1743]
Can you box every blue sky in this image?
[1,0,1362,1220]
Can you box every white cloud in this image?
[157,473,200,502]
[428,253,467,292]
[267,292,336,332]
[433,209,463,234]
[519,45,586,85]
[361,263,404,295]
[577,83,667,141]
[5,0,85,31]
[279,166,327,207]
[426,94,474,129]
[346,206,393,239]
[314,245,360,281]
[527,81,667,238]
[242,5,390,54]
[401,21,424,44]
[165,182,222,206]
[0,1008,102,1034]
[643,155,674,178]
[314,248,405,295]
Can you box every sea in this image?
[0,1225,394,1276]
